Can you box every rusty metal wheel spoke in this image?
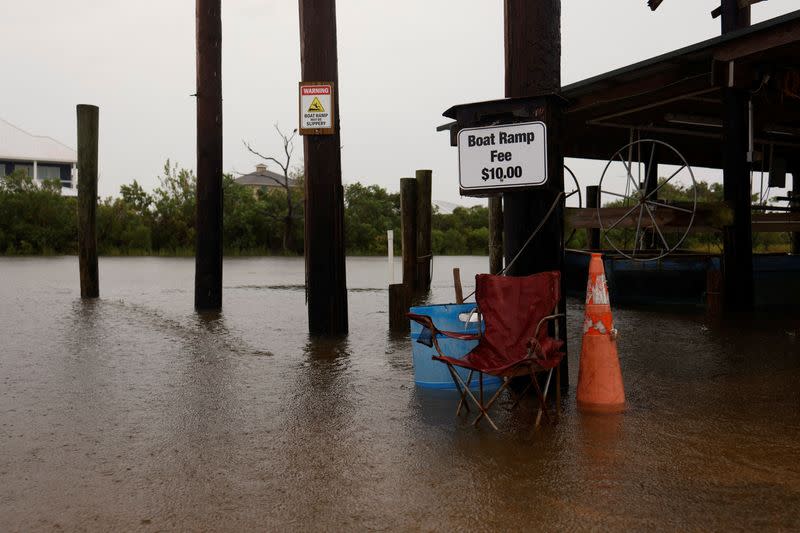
[598,139,697,261]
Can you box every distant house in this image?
[234,164,299,196]
[0,118,77,196]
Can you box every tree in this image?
[243,125,303,252]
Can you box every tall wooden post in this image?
[721,0,754,311]
[400,177,418,290]
[299,0,348,335]
[76,104,99,299]
[791,188,799,255]
[195,0,223,311]
[504,0,567,388]
[415,169,432,291]
[488,196,503,273]
[586,185,600,250]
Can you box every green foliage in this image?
[5,163,786,257]
[344,183,400,255]
[0,170,76,254]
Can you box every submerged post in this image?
[504,0,568,387]
[388,283,409,332]
[586,185,600,250]
[400,177,418,290]
[195,0,223,311]
[76,104,99,298]
[415,169,432,291]
[299,0,348,335]
[488,196,503,273]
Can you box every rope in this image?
[461,191,565,302]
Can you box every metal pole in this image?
[194,0,223,311]
[387,229,394,284]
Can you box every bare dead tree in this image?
[243,125,302,252]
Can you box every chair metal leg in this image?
[472,379,510,428]
[532,369,553,429]
[448,368,499,430]
[555,364,561,423]
[456,369,474,416]
[446,364,471,415]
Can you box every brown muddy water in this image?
[1,256,799,531]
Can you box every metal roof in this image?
[0,118,77,164]
[234,167,298,188]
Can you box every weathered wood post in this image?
[389,283,410,332]
[415,169,432,291]
[299,0,349,335]
[488,196,503,273]
[791,188,800,254]
[720,0,754,311]
[194,0,223,311]
[504,0,568,388]
[586,185,600,250]
[76,104,99,299]
[400,177,418,290]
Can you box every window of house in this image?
[38,165,61,182]
[15,164,34,177]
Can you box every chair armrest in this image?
[533,313,565,339]
[406,313,481,341]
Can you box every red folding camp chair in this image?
[408,271,565,430]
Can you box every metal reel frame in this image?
[597,139,697,262]
[564,164,582,246]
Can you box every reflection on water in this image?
[0,256,798,530]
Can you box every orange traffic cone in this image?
[576,253,626,414]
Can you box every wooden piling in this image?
[488,196,503,273]
[415,169,432,291]
[706,266,723,316]
[791,189,800,254]
[194,0,223,311]
[585,186,600,250]
[299,0,348,335]
[452,268,464,304]
[389,283,410,332]
[504,0,568,389]
[720,1,754,312]
[400,177,418,290]
[76,104,99,299]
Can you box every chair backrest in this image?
[474,271,560,363]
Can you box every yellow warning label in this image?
[307,97,325,113]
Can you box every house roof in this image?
[234,166,298,188]
[0,118,77,164]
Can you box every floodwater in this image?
[1,256,798,531]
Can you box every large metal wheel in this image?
[564,165,582,246]
[597,139,697,261]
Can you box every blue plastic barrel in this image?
[409,303,501,390]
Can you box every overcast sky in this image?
[1,0,796,203]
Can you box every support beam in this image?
[76,104,99,299]
[585,186,600,250]
[415,169,432,291]
[194,0,223,311]
[400,177,418,290]
[721,0,754,311]
[504,0,567,389]
[488,196,503,274]
[720,0,750,34]
[299,0,348,335]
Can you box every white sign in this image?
[299,83,334,135]
[457,121,547,192]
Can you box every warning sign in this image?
[299,82,334,135]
